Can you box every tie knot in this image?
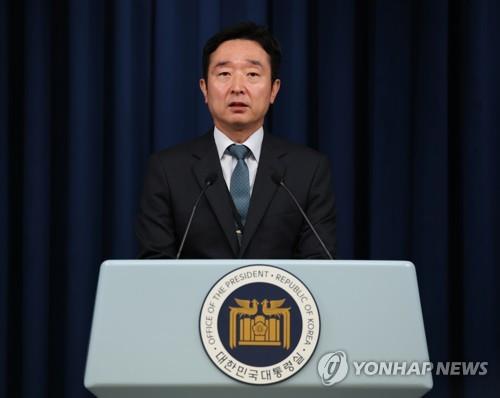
[227,144,250,160]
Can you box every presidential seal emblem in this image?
[199,265,320,385]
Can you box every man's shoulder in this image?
[266,133,328,161]
[150,131,328,164]
[152,131,213,162]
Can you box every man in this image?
[136,22,336,259]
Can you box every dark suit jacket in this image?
[136,131,336,259]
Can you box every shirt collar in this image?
[213,126,264,161]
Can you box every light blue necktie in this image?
[227,144,250,225]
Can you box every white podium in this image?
[84,260,432,397]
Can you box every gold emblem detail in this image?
[229,298,291,349]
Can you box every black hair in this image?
[202,21,281,82]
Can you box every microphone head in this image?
[205,173,218,186]
[271,172,284,186]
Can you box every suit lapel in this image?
[239,134,286,257]
[191,133,239,257]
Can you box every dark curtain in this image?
[1,0,499,397]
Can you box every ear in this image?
[270,79,281,104]
[199,79,208,103]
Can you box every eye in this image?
[248,72,260,78]
[218,71,230,76]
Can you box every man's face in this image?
[200,39,280,135]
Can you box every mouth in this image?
[228,102,249,109]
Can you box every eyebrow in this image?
[213,59,264,69]
[213,61,230,68]
[246,59,264,68]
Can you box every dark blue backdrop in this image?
[1,0,499,397]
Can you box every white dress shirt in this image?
[213,126,263,195]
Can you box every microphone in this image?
[176,173,218,259]
[271,173,333,260]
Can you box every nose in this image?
[230,73,245,94]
